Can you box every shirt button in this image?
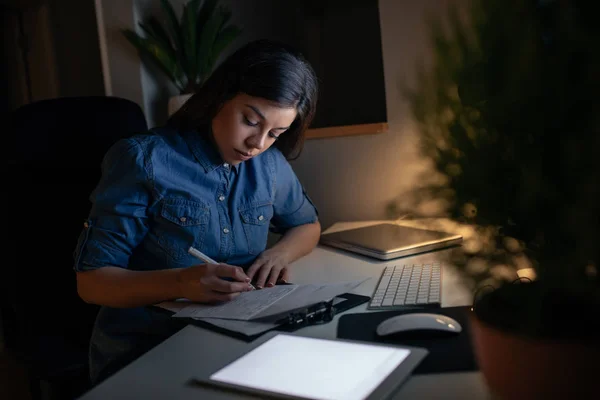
[223,228,230,234]
[223,163,229,168]
[218,195,225,201]
[180,217,187,222]
[258,215,264,221]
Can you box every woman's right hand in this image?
[177,263,254,303]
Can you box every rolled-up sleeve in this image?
[270,150,319,233]
[73,138,152,271]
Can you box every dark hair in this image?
[168,39,318,159]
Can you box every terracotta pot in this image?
[469,313,596,399]
[168,93,193,116]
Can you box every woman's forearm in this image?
[271,220,321,263]
[76,221,321,308]
[76,266,181,308]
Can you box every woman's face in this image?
[211,93,298,165]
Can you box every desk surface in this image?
[78,221,491,400]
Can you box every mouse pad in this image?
[337,306,478,375]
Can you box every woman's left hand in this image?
[246,248,291,289]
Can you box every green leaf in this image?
[126,0,241,93]
[196,5,228,82]
[181,0,201,86]
[457,62,488,107]
[139,17,184,83]
[217,7,232,28]
[122,29,184,92]
[196,0,219,36]
[138,17,171,49]
[159,0,185,76]
[207,24,241,73]
[159,0,181,44]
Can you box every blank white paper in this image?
[209,334,411,400]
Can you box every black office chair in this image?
[2,96,148,400]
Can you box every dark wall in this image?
[1,0,104,117]
[49,0,104,98]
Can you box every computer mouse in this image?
[376,313,462,338]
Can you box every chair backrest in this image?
[4,96,148,350]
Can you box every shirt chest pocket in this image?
[239,202,274,255]
[156,198,210,261]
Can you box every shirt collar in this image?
[183,128,240,173]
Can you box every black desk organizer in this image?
[337,306,479,374]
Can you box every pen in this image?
[188,246,256,290]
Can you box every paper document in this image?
[155,298,192,313]
[172,285,296,320]
[169,279,367,321]
[192,297,349,336]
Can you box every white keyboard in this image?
[368,263,442,310]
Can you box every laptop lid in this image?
[319,223,463,260]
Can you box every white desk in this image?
[78,221,491,399]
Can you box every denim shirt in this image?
[73,126,318,383]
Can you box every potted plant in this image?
[394,0,599,398]
[122,0,242,115]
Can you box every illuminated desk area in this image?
[78,221,490,399]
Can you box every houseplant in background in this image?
[122,0,242,115]
[393,0,599,398]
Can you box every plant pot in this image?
[469,282,598,399]
[168,93,193,116]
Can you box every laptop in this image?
[319,223,463,260]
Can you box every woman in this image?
[73,39,321,384]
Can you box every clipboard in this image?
[152,292,370,342]
[191,292,369,341]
